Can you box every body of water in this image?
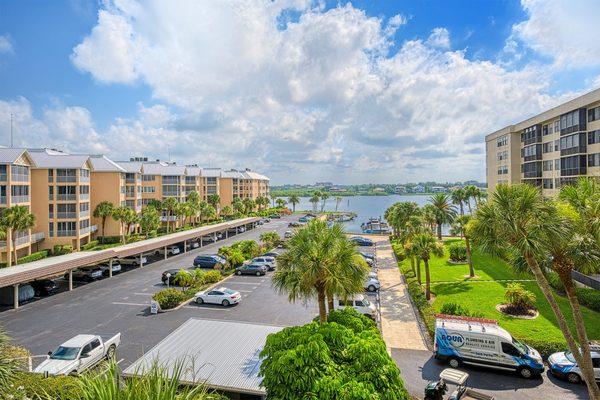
[290,195,444,233]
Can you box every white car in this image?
[334,294,377,319]
[35,333,121,375]
[97,261,121,276]
[195,287,241,306]
[117,255,148,266]
[238,226,246,233]
[284,230,293,239]
[548,347,600,383]
[155,245,180,256]
[249,256,276,271]
[186,240,200,249]
[365,277,380,292]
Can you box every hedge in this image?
[448,242,467,262]
[18,250,49,265]
[81,240,99,251]
[52,244,73,255]
[152,288,188,310]
[575,288,600,312]
[5,371,81,400]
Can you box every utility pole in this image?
[10,113,13,148]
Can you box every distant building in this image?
[329,187,347,192]
[395,185,407,194]
[373,187,386,193]
[430,186,447,193]
[413,185,425,193]
[315,181,333,188]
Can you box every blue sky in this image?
[1,0,599,184]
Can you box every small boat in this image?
[361,218,390,234]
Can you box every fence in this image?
[572,270,600,291]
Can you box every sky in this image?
[1,0,600,185]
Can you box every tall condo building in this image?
[486,88,600,196]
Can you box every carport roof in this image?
[123,318,282,395]
[0,217,259,288]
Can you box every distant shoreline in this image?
[270,192,445,197]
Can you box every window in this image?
[543,161,553,171]
[48,185,54,200]
[49,222,54,237]
[589,130,600,144]
[48,169,53,182]
[543,179,554,189]
[561,155,587,176]
[554,139,559,151]
[79,219,89,229]
[57,221,76,236]
[162,176,180,184]
[559,109,585,135]
[79,202,89,212]
[501,342,521,356]
[79,185,90,195]
[57,203,76,218]
[542,142,554,153]
[554,120,559,132]
[10,165,29,181]
[206,177,217,184]
[588,106,600,122]
[81,343,92,356]
[520,125,541,144]
[542,124,549,136]
[11,185,29,197]
[80,169,90,179]
[89,339,101,351]
[589,153,600,167]
[497,165,508,175]
[497,150,508,161]
[142,174,155,181]
[142,186,156,193]
[56,169,77,182]
[555,159,560,170]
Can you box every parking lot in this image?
[0,215,327,366]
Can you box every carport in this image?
[0,217,259,309]
[123,318,282,399]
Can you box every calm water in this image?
[291,195,441,233]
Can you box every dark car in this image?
[263,251,280,258]
[161,268,190,285]
[193,254,227,269]
[269,214,281,219]
[360,251,375,260]
[235,264,267,276]
[288,222,301,227]
[30,280,59,297]
[350,236,374,246]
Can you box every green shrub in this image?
[576,288,600,312]
[6,371,81,400]
[15,250,49,265]
[546,271,565,293]
[203,270,222,284]
[152,288,187,310]
[504,283,536,311]
[81,240,99,251]
[147,230,158,238]
[448,242,467,262]
[100,236,121,244]
[53,245,73,255]
[440,302,470,316]
[391,242,405,261]
[325,307,377,333]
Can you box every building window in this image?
[589,153,600,167]
[543,160,553,171]
[555,159,560,170]
[48,204,53,218]
[497,165,508,175]
[48,169,53,182]
[561,155,587,176]
[56,169,77,182]
[588,106,600,122]
[142,186,156,193]
[542,125,549,136]
[588,130,600,144]
[542,142,554,153]
[57,221,77,237]
[142,174,156,181]
[10,165,29,181]
[497,150,508,161]
[79,219,90,229]
[559,109,586,135]
[79,202,89,212]
[543,179,554,189]
[49,222,54,237]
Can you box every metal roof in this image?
[0,148,32,164]
[116,160,143,174]
[185,165,202,176]
[201,168,222,177]
[88,155,126,172]
[123,318,283,395]
[142,161,187,176]
[27,148,90,169]
[221,170,244,179]
[0,217,259,288]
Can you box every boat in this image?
[361,218,390,234]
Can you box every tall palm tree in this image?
[140,205,160,234]
[429,193,457,240]
[232,198,245,215]
[197,200,209,224]
[93,201,114,242]
[111,206,129,243]
[186,191,200,224]
[421,204,437,233]
[450,188,466,216]
[463,185,482,212]
[207,194,220,213]
[469,183,600,398]
[454,215,474,277]
[273,220,367,323]
[320,192,329,212]
[288,194,300,212]
[412,232,444,300]
[309,194,320,212]
[0,205,35,265]
[123,208,139,237]
[161,197,178,233]
[270,193,278,208]
[243,198,256,214]
[275,198,286,208]
[334,196,342,212]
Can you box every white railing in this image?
[57,230,76,237]
[31,232,45,242]
[160,216,178,222]
[57,194,76,201]
[80,193,90,200]
[80,210,90,218]
[91,225,98,232]
[12,195,30,203]
[57,212,77,219]
[56,176,77,183]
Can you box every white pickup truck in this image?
[34,333,121,375]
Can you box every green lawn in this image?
[399,239,600,345]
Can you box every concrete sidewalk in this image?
[373,236,429,351]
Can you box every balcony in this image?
[56,176,77,183]
[57,193,77,201]
[80,193,90,200]
[126,178,136,184]
[57,230,76,237]
[0,174,7,182]
[56,212,77,219]
[160,216,178,222]
[11,174,29,182]
[0,196,5,205]
[31,232,45,242]
[80,210,90,218]
[11,195,30,204]
[80,225,97,235]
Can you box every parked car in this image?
[334,295,376,319]
[117,255,148,267]
[548,345,600,384]
[0,284,34,306]
[288,221,301,227]
[97,261,121,276]
[269,214,281,219]
[235,263,267,276]
[194,287,241,306]
[193,254,227,269]
[433,315,544,378]
[249,256,275,271]
[364,277,380,292]
[425,369,495,400]
[350,236,374,246]
[263,251,281,258]
[161,268,191,285]
[256,220,264,225]
[298,216,309,223]
[238,226,246,233]
[155,245,180,256]
[360,252,375,261]
[262,218,271,223]
[186,240,200,249]
[35,333,121,375]
[284,230,293,239]
[67,268,103,282]
[30,279,59,297]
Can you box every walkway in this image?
[373,236,429,351]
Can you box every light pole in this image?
[166,272,171,289]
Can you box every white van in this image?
[334,294,377,320]
[434,315,544,379]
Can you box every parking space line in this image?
[235,289,253,293]
[112,301,148,306]
[182,306,230,311]
[225,281,262,285]
[133,292,153,296]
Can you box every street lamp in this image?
[166,272,171,288]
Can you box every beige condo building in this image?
[486,88,600,196]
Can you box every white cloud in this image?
[0,0,584,183]
[0,35,13,54]
[513,0,600,68]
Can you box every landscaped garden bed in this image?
[395,238,600,357]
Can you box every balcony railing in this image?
[12,195,30,204]
[0,196,6,205]
[79,225,97,235]
[31,232,45,242]
[56,212,77,219]
[57,230,76,237]
[57,194,77,201]
[11,174,29,182]
[56,176,77,183]
[0,174,7,182]
[160,216,178,222]
[80,210,90,218]
[80,193,90,200]
[79,175,90,183]
[126,178,136,184]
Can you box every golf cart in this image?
[425,369,494,400]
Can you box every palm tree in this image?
[273,220,367,323]
[288,194,300,212]
[469,183,600,397]
[463,185,482,213]
[221,205,233,218]
[242,198,255,214]
[454,215,474,278]
[197,200,209,224]
[232,198,245,215]
[320,192,329,212]
[334,196,342,212]
[450,188,466,216]
[111,206,129,243]
[0,205,35,265]
[421,204,437,233]
[275,198,286,208]
[93,201,114,242]
[429,193,456,240]
[412,232,444,300]
[207,194,220,213]
[140,205,160,234]
[309,194,320,212]
[161,197,178,233]
[123,208,139,238]
[186,191,201,224]
[270,193,277,208]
